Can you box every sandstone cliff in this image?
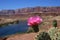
[0,6,60,16]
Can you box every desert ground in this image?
[0,16,59,40]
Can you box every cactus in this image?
[32,24,39,32]
[48,27,60,40]
[35,32,51,40]
[53,20,57,28]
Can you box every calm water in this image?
[0,21,29,37]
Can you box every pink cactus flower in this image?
[27,16,42,26]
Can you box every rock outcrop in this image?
[0,6,60,16]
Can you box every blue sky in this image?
[0,0,60,10]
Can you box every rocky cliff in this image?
[0,6,60,15]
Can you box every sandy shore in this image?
[6,33,37,40]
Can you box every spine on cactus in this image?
[35,31,51,40]
[48,27,60,40]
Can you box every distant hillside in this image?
[0,6,60,15]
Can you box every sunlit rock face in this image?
[0,7,60,15]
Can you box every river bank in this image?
[6,33,37,40]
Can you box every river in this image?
[0,21,29,37]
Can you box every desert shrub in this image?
[16,20,19,24]
[0,23,8,27]
[35,32,51,40]
[48,27,60,40]
[10,22,14,24]
[0,24,3,27]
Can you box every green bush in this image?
[48,27,60,40]
[35,32,51,40]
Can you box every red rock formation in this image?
[0,6,60,16]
